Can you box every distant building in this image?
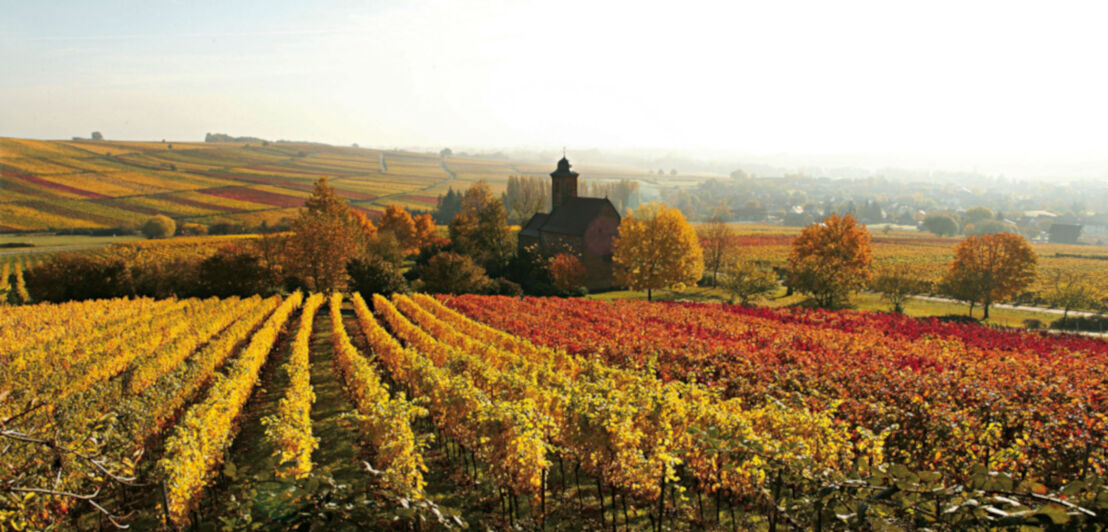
[518,157,621,290]
[1048,223,1082,244]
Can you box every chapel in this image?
[518,157,621,291]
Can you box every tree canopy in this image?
[285,178,375,292]
[721,260,777,305]
[922,213,960,237]
[871,263,929,313]
[787,214,873,308]
[941,232,1037,319]
[612,202,704,301]
[448,181,512,271]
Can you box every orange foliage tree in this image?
[412,213,436,252]
[942,232,1037,319]
[378,204,418,255]
[549,253,587,293]
[285,178,376,292]
[787,214,873,308]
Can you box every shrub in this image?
[24,254,133,302]
[491,277,523,297]
[722,260,778,305]
[142,215,177,239]
[419,252,492,295]
[549,253,587,294]
[178,222,208,236]
[347,258,408,296]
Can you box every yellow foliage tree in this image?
[612,202,704,301]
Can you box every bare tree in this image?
[698,216,735,286]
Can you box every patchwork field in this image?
[0,138,660,232]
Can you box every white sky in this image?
[2,0,1107,176]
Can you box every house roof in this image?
[538,197,617,235]
[519,212,548,238]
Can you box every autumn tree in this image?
[612,202,704,301]
[941,232,1037,320]
[448,181,512,270]
[549,253,587,294]
[378,204,419,255]
[285,178,375,292]
[412,213,437,251]
[698,216,735,286]
[787,214,873,308]
[871,264,929,313]
[721,260,778,305]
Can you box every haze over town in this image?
[3,0,1108,180]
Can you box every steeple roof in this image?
[551,156,578,178]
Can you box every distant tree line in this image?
[205,132,268,143]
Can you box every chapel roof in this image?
[536,197,616,235]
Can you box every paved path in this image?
[911,295,1101,318]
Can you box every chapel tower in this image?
[550,156,579,209]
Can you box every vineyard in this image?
[0,138,653,232]
[2,293,1108,529]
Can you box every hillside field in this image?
[3,292,1107,530]
[0,138,658,233]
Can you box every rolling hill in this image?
[0,138,660,233]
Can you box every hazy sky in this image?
[2,0,1107,174]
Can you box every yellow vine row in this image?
[10,262,29,304]
[127,297,257,394]
[263,292,325,479]
[124,295,281,443]
[159,291,302,526]
[357,293,550,498]
[327,293,427,497]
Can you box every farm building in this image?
[518,157,621,290]
[1048,223,1083,244]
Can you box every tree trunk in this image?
[648,288,653,302]
[983,299,990,320]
